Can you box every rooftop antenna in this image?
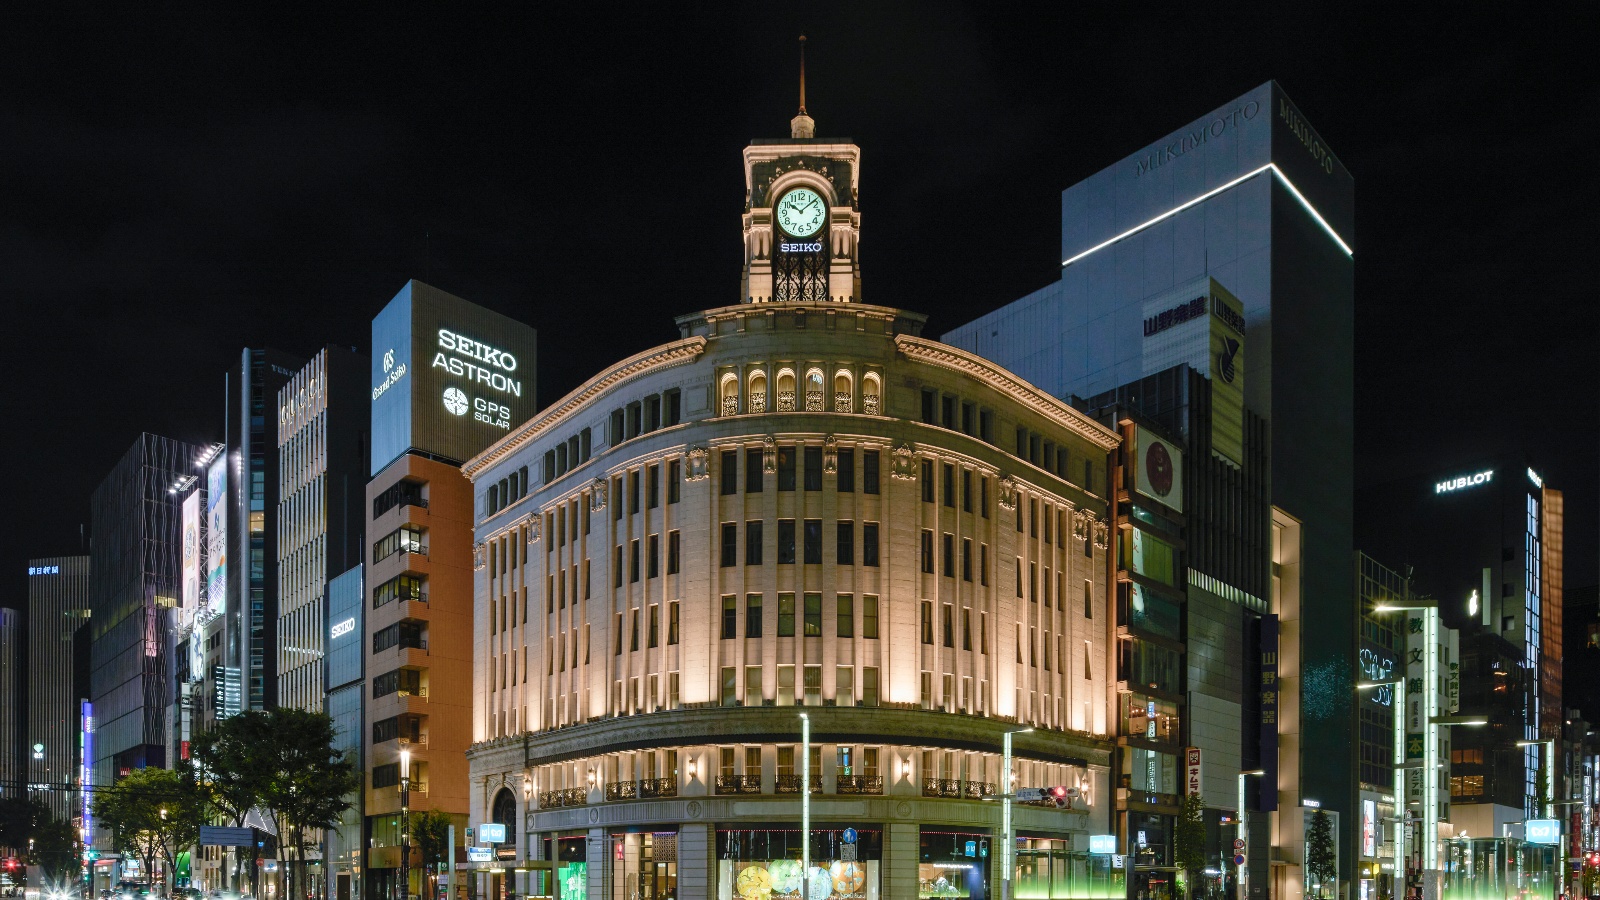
[790,35,815,139]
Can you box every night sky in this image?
[4,8,1593,615]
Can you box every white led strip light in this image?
[1060,163,1353,268]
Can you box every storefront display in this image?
[919,830,991,899]
[1014,837,1124,899]
[717,828,881,900]
[609,830,677,899]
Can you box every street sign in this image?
[467,847,493,863]
[200,826,254,847]
[1234,855,1246,866]
[477,823,507,844]
[843,828,858,844]
[1015,788,1045,802]
[1233,839,1246,851]
[1089,835,1117,855]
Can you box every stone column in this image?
[678,821,716,899]
[883,821,920,898]
[587,828,607,899]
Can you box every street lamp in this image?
[400,746,411,900]
[1001,727,1034,900]
[800,713,811,900]
[1515,739,1557,818]
[1357,676,1406,900]
[1238,770,1265,900]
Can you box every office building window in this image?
[836,521,855,565]
[837,594,853,638]
[777,445,796,491]
[863,450,880,494]
[777,519,796,564]
[746,447,764,493]
[667,531,680,575]
[747,594,763,638]
[804,519,822,564]
[863,595,879,639]
[721,596,737,640]
[747,521,764,565]
[921,530,935,574]
[863,523,880,567]
[720,523,737,567]
[778,593,796,637]
[837,448,855,492]
[804,446,823,490]
[804,593,822,637]
[921,601,934,645]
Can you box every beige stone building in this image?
[464,107,1122,900]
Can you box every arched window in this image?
[862,372,882,415]
[748,370,768,413]
[805,368,825,412]
[776,368,797,412]
[833,369,854,414]
[719,373,740,417]
[492,787,518,846]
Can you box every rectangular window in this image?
[629,539,640,583]
[747,594,763,638]
[721,667,737,707]
[863,523,880,567]
[962,469,973,513]
[942,603,954,648]
[863,595,879,639]
[943,463,956,507]
[1016,559,1024,597]
[777,445,796,491]
[804,447,823,490]
[962,539,973,582]
[921,530,935,574]
[630,609,640,651]
[745,668,763,707]
[1030,561,1038,602]
[942,533,955,576]
[1084,580,1093,620]
[720,523,737,567]
[777,519,796,564]
[721,596,737,640]
[836,521,855,565]
[803,519,822,564]
[921,600,934,645]
[962,402,975,435]
[647,463,660,509]
[921,389,937,424]
[668,460,681,503]
[746,448,764,493]
[1043,503,1052,544]
[628,470,640,514]
[803,665,822,706]
[778,593,796,637]
[836,666,854,706]
[863,451,880,494]
[615,613,623,655]
[980,543,989,586]
[668,602,680,645]
[837,448,855,492]
[648,605,659,648]
[667,531,680,574]
[940,395,955,429]
[614,546,623,588]
[837,594,853,638]
[746,521,764,565]
[1030,498,1038,537]
[804,592,822,637]
[962,609,972,651]
[921,672,934,710]
[921,460,934,502]
[647,535,660,579]
[862,667,879,706]
[777,666,796,706]
[614,476,624,521]
[980,612,988,654]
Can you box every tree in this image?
[1174,793,1207,900]
[0,798,80,885]
[189,711,276,892]
[1307,809,1337,900]
[93,767,204,893]
[411,810,454,900]
[255,708,360,900]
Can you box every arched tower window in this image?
[720,373,740,416]
[833,369,854,413]
[776,369,797,412]
[862,372,882,416]
[748,370,768,413]
[805,369,825,412]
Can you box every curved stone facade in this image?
[464,299,1120,898]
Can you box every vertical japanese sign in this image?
[1405,615,1427,807]
[1259,614,1279,811]
[1186,747,1203,797]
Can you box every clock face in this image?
[776,187,826,238]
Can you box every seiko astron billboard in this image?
[370,280,539,475]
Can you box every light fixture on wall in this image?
[687,757,698,779]
[900,757,912,780]
[587,767,596,788]
[522,773,532,800]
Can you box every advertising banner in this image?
[1361,799,1377,857]
[1133,426,1184,513]
[181,491,201,610]
[1185,747,1202,797]
[1208,282,1246,467]
[1258,614,1279,811]
[205,459,228,615]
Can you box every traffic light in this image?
[1047,786,1080,809]
[3,857,16,871]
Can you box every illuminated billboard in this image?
[205,458,227,615]
[1140,276,1246,466]
[181,491,201,610]
[370,280,539,475]
[1132,426,1184,513]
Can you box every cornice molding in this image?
[463,336,707,479]
[894,336,1121,451]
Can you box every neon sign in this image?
[1435,470,1493,494]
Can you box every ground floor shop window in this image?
[718,827,880,899]
[609,830,677,900]
[919,829,991,899]
[555,836,587,900]
[1014,837,1123,899]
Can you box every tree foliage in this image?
[91,767,204,892]
[411,810,455,900]
[1174,793,1208,899]
[1307,809,1338,899]
[0,797,79,883]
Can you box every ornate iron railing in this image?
[834,392,853,413]
[834,774,883,795]
[748,391,767,413]
[714,774,762,795]
[539,787,586,809]
[775,774,821,794]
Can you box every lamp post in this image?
[1002,727,1033,900]
[1516,739,1557,818]
[400,747,411,900]
[1238,770,1265,900]
[800,713,811,900]
[1358,676,1406,900]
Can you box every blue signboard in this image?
[477,823,507,844]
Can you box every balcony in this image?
[721,395,739,416]
[539,787,587,809]
[714,774,762,795]
[805,391,824,412]
[776,391,796,412]
[605,778,678,801]
[862,394,880,415]
[396,687,428,700]
[834,774,883,795]
[834,392,853,414]
[775,774,821,794]
[748,391,767,413]
[921,779,995,799]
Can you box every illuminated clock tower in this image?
[741,36,862,303]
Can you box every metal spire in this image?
[798,34,807,115]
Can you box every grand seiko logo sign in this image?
[1134,101,1261,178]
[434,329,523,397]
